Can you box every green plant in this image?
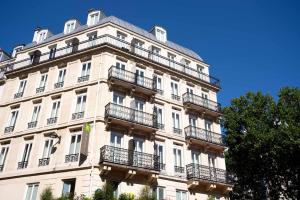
[137,186,156,200]
[40,187,54,200]
[93,182,116,200]
[118,193,135,200]
[93,189,104,200]
[207,195,215,200]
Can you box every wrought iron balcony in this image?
[28,121,37,129]
[14,92,23,99]
[47,117,57,125]
[173,127,182,135]
[72,112,84,120]
[182,93,221,115]
[18,161,28,169]
[4,126,14,133]
[158,163,166,170]
[1,35,220,88]
[171,94,181,101]
[108,66,157,93]
[38,158,50,166]
[54,81,64,89]
[65,154,79,163]
[0,165,4,172]
[174,166,185,173]
[185,126,225,147]
[156,123,165,130]
[105,103,157,129]
[78,75,89,83]
[36,86,45,93]
[186,163,232,185]
[100,145,160,171]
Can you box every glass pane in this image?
[69,136,76,154]
[62,182,71,196]
[75,135,81,154]
[31,185,38,200]
[25,185,33,200]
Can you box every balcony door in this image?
[110,132,123,163]
[189,115,197,137]
[115,61,126,80]
[133,139,144,167]
[42,139,53,159]
[202,92,209,108]
[205,120,213,142]
[112,92,124,119]
[135,67,144,86]
[208,154,217,180]
[134,100,144,124]
[173,147,183,172]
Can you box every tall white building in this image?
[0,9,231,200]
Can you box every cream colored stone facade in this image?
[0,10,231,200]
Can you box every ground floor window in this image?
[153,186,165,200]
[62,179,76,197]
[25,183,39,200]
[176,190,187,200]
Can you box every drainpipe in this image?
[89,78,101,197]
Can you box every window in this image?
[154,106,163,129]
[19,142,32,169]
[42,139,53,159]
[38,32,46,43]
[8,109,19,128]
[113,92,124,105]
[0,145,9,171]
[171,81,180,100]
[182,59,190,67]
[191,151,200,164]
[135,67,145,86]
[16,79,27,97]
[174,146,183,173]
[150,46,160,62]
[153,187,165,200]
[117,32,126,41]
[69,133,81,155]
[115,60,126,79]
[88,33,97,47]
[168,53,176,68]
[65,22,75,34]
[176,190,187,200]
[110,132,122,147]
[172,111,181,134]
[38,74,48,89]
[197,65,204,80]
[89,13,99,26]
[79,61,91,79]
[25,183,39,200]
[154,143,164,170]
[132,39,144,56]
[156,29,166,42]
[153,75,163,94]
[31,105,41,123]
[62,179,75,196]
[73,93,86,119]
[50,100,60,118]
[49,46,56,59]
[58,69,66,83]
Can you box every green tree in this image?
[223,87,300,199]
[40,187,54,200]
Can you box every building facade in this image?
[0,9,231,200]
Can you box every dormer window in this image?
[33,29,52,43]
[87,10,102,26]
[64,20,80,34]
[151,26,167,43]
[38,32,46,43]
[90,13,99,26]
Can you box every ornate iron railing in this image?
[38,158,50,166]
[14,92,23,99]
[173,127,182,135]
[182,92,221,113]
[78,75,89,83]
[17,161,28,169]
[105,103,157,128]
[65,154,79,163]
[174,166,185,173]
[72,112,84,120]
[36,86,45,93]
[171,94,181,101]
[1,35,220,87]
[186,163,231,184]
[4,126,14,133]
[28,121,37,129]
[47,117,57,125]
[100,145,160,171]
[108,66,157,91]
[54,82,64,89]
[185,126,224,146]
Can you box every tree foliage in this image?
[223,87,300,199]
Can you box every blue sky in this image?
[0,0,299,106]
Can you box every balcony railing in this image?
[0,35,220,88]
[38,158,50,166]
[65,153,79,163]
[185,126,225,146]
[156,123,165,130]
[4,126,14,133]
[14,92,23,99]
[36,86,45,93]
[174,166,185,173]
[78,75,90,83]
[72,112,84,120]
[157,89,164,95]
[0,165,4,171]
[54,82,64,89]
[186,163,231,184]
[158,163,166,170]
[173,127,182,135]
[100,145,160,171]
[18,161,28,169]
[28,121,37,129]
[108,66,157,91]
[47,117,57,125]
[105,103,157,128]
[171,94,181,101]
[182,93,221,113]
